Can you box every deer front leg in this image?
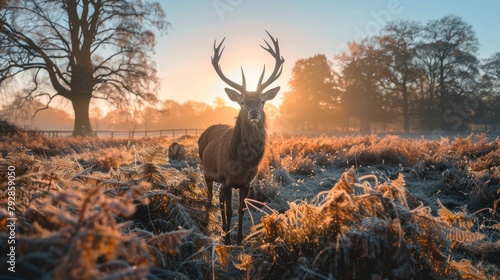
[220,185,226,232]
[205,177,213,205]
[237,185,250,245]
[204,177,214,225]
[220,184,233,244]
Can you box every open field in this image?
[0,132,499,279]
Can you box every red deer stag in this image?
[198,31,284,245]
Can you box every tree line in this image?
[281,15,500,133]
[0,99,239,131]
[1,1,499,135]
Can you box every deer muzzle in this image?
[248,110,261,124]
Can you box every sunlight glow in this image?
[228,67,267,92]
[210,66,286,110]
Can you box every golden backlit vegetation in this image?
[0,129,499,279]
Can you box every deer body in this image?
[198,119,265,244]
[198,32,284,244]
[199,123,265,187]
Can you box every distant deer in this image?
[168,142,186,161]
[198,31,284,244]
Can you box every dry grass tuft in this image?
[0,143,211,279]
[0,132,499,279]
[241,168,495,279]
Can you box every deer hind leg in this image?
[237,185,250,245]
[220,185,233,244]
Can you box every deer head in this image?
[212,31,285,126]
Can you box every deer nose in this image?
[248,110,261,122]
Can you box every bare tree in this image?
[483,52,500,80]
[0,0,168,135]
[480,52,500,129]
[338,39,391,133]
[379,20,421,132]
[0,0,10,10]
[416,15,479,130]
[280,54,339,131]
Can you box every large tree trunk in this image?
[402,80,410,133]
[439,59,447,129]
[71,94,93,136]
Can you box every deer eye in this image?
[239,101,245,106]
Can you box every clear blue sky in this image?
[156,0,500,108]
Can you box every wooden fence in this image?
[26,128,203,139]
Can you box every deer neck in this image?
[232,113,266,168]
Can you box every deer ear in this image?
[225,88,242,103]
[262,86,280,101]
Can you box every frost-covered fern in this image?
[240,169,494,280]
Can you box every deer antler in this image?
[256,31,285,92]
[212,38,247,93]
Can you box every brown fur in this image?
[168,142,186,161]
[200,31,283,244]
[198,111,267,244]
